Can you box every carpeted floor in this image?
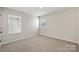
[0,35,78,52]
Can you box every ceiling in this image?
[8,7,72,16]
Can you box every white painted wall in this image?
[1,8,39,44]
[78,8,79,44]
[40,8,78,43]
[0,8,2,45]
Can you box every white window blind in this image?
[8,15,22,34]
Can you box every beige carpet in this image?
[0,35,78,52]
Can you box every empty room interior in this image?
[0,7,79,52]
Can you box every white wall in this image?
[1,8,39,44]
[40,8,78,43]
[78,8,79,44]
[0,8,1,30]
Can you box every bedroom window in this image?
[8,15,22,34]
[40,16,48,29]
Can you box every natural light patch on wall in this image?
[33,16,39,30]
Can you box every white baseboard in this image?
[2,34,38,45]
[40,34,77,44]
[1,33,78,45]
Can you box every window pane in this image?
[40,16,48,29]
[8,15,21,34]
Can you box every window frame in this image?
[8,15,22,34]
